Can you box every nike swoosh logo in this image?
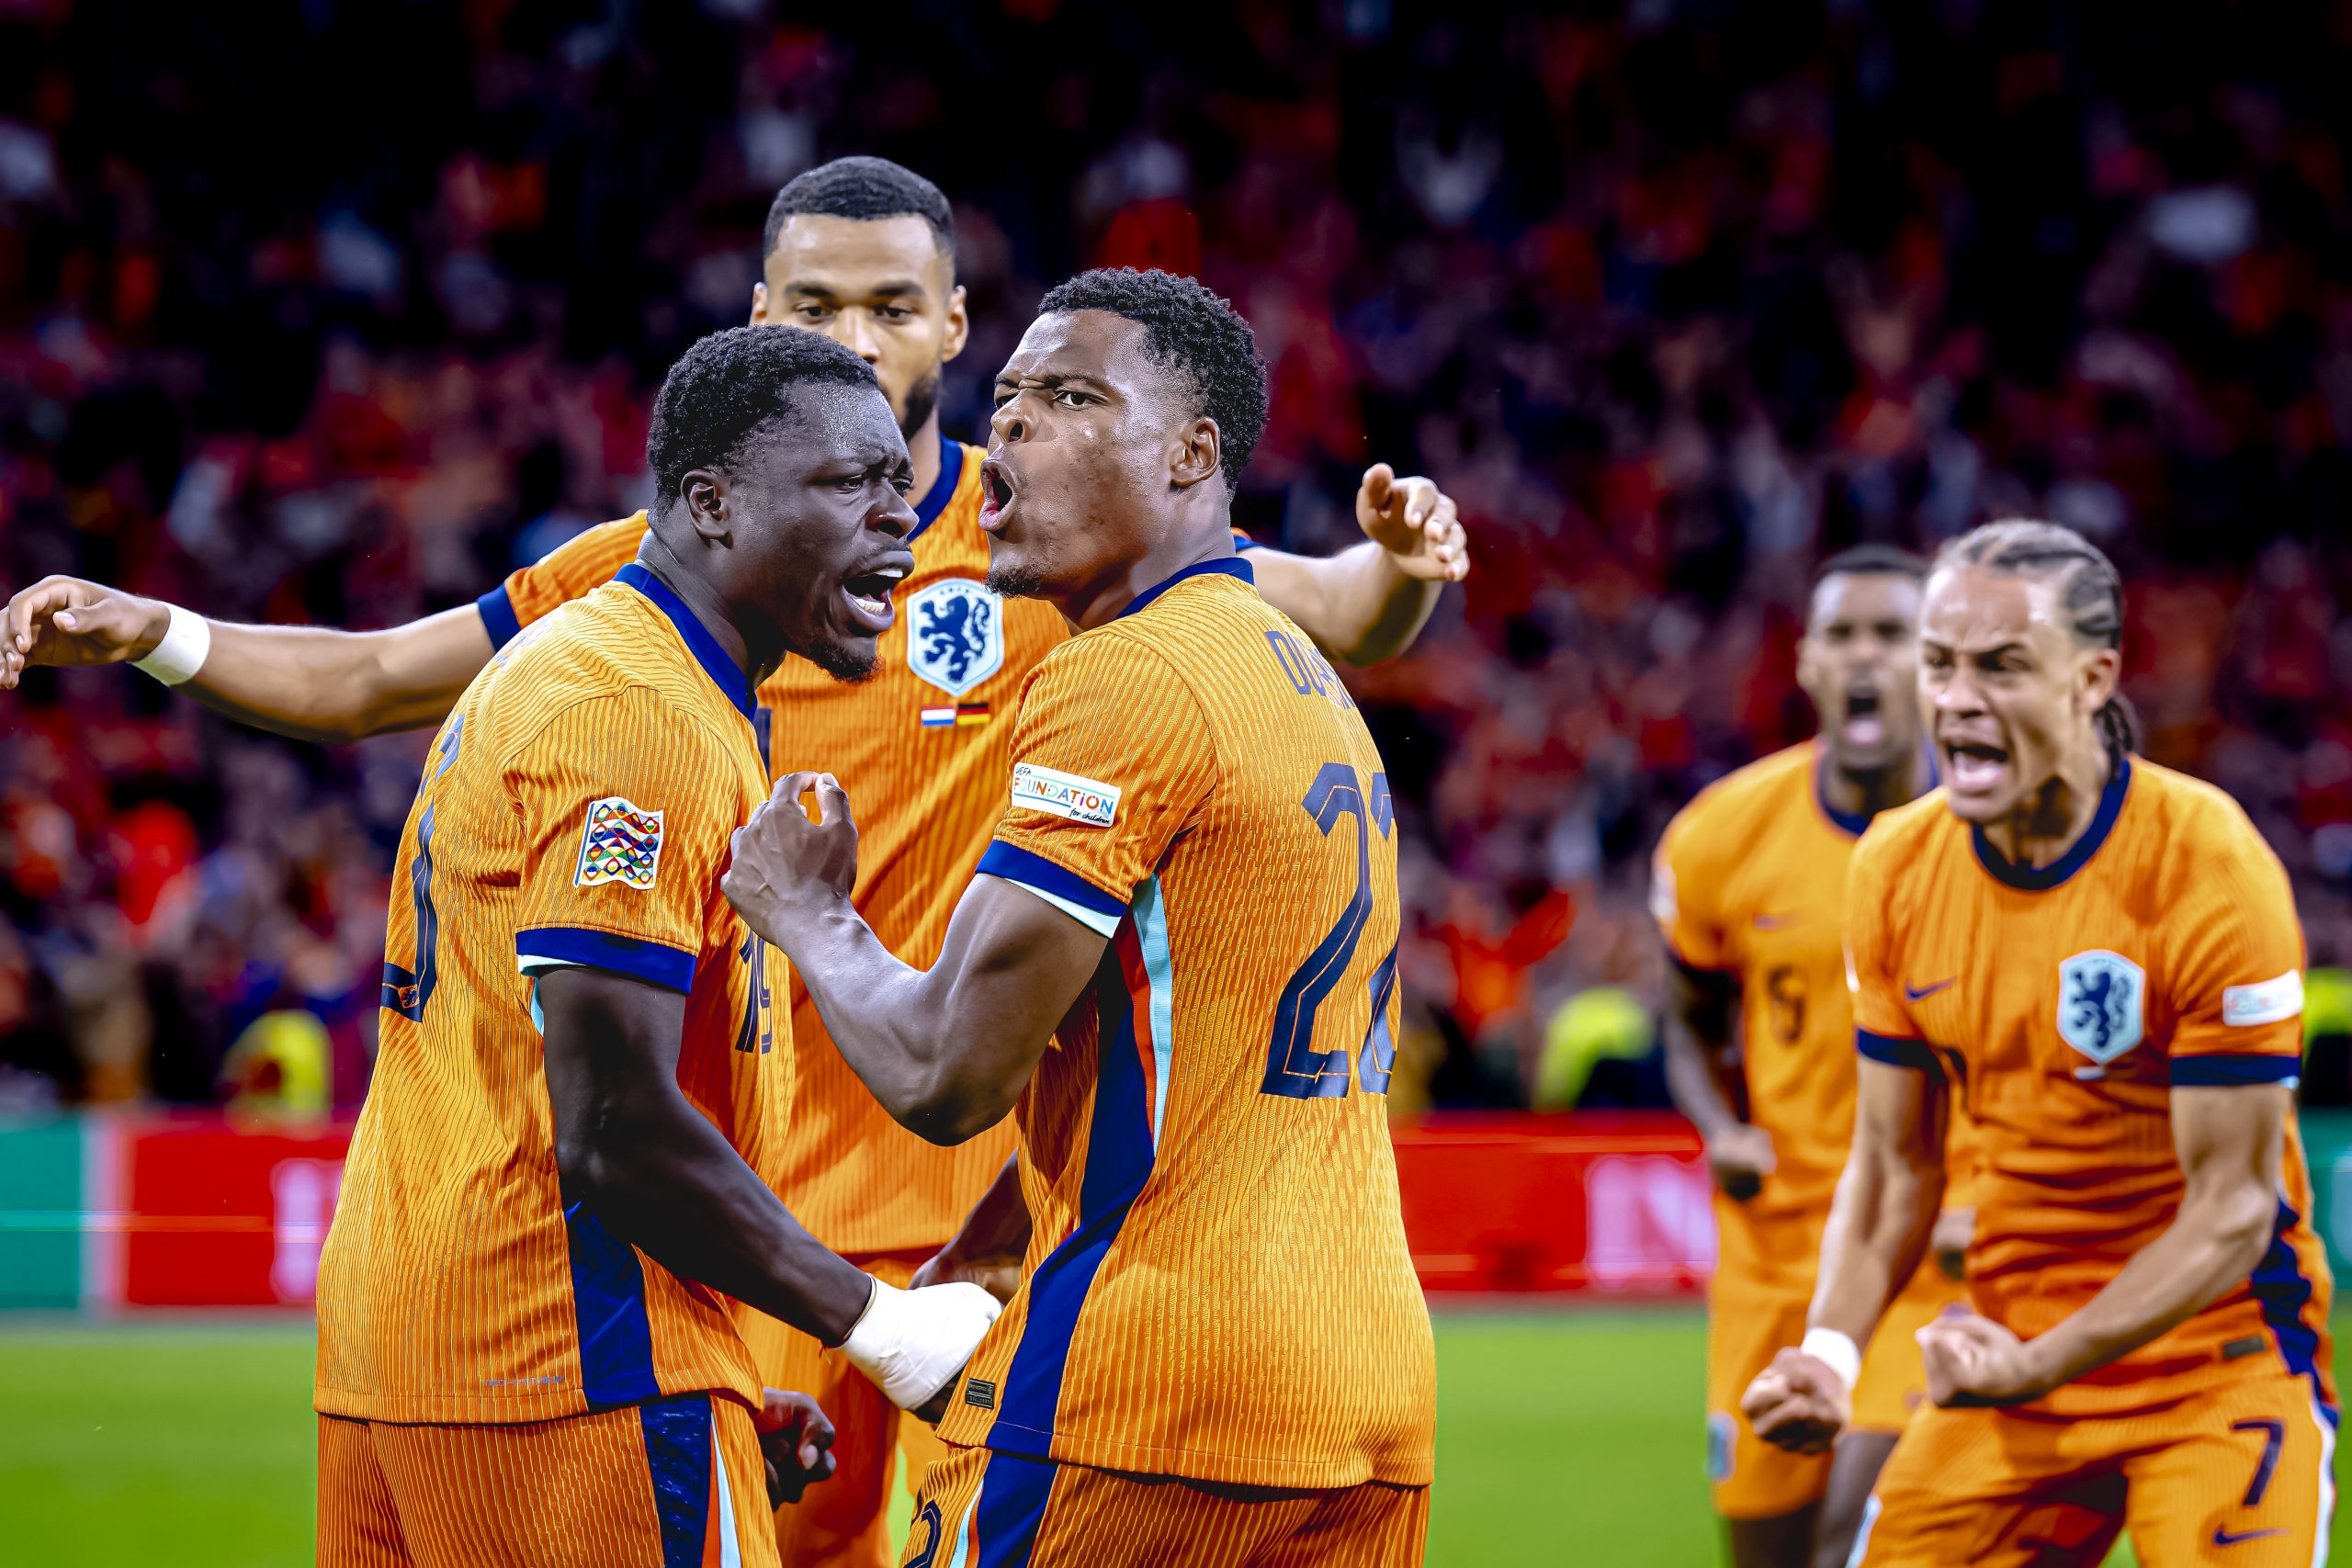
[1905,978,1959,1003]
[2212,1526,2287,1547]
[1750,913,1800,931]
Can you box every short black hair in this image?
[1035,267,1270,487]
[763,156,954,261]
[645,326,880,506]
[1812,544,1927,591]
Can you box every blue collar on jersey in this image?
[1115,556,1256,622]
[1814,741,1940,840]
[1971,751,2133,892]
[613,561,755,723]
[903,433,967,546]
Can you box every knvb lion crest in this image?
[2057,949,2144,1063]
[906,578,1004,698]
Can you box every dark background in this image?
[4,0,2349,1112]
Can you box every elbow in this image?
[894,1069,1006,1148]
[2207,1186,2283,1276]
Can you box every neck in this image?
[1821,744,1929,823]
[1982,743,2113,869]
[907,407,944,499]
[638,529,772,683]
[1058,518,1237,632]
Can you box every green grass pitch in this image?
[0,1310,2333,1564]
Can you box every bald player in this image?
[1655,546,1974,1568]
[725,268,1433,1565]
[1,158,1465,1567]
[1743,521,2334,1564]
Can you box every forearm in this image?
[187,607,491,742]
[944,1156,1033,1263]
[1254,543,1440,666]
[1661,1022,1741,1141]
[2018,1190,2277,1389]
[780,897,1011,1144]
[1809,1146,1943,1344]
[561,1098,872,1345]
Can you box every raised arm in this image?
[1744,1056,1948,1453]
[1914,1083,2285,1408]
[1,574,492,743]
[1247,464,1466,665]
[722,773,1104,1146]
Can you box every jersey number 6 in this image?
[1261,761,1398,1100]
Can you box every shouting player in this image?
[1742,521,2334,1563]
[1654,546,1973,1568]
[723,268,1435,1565]
[314,328,1001,1568]
[1,158,1465,1566]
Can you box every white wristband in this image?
[1800,1327,1861,1393]
[131,604,211,687]
[838,1276,1003,1411]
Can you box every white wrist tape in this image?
[131,604,211,686]
[1800,1327,1861,1393]
[839,1277,1003,1410]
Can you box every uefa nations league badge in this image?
[906,578,1005,698]
[2056,949,2145,1066]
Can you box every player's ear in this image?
[2077,644,2121,716]
[1170,416,1221,492]
[682,470,731,544]
[940,284,970,365]
[749,281,770,327]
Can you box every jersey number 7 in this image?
[1261,761,1399,1100]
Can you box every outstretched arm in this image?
[1247,464,1466,665]
[1914,1084,2285,1407]
[723,773,1105,1146]
[1,574,492,743]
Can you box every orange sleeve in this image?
[2165,817,2307,1087]
[476,514,651,647]
[1650,797,1735,972]
[1845,823,1938,1071]
[505,689,738,994]
[974,632,1216,935]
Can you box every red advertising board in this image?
[103,1114,356,1309]
[79,1111,1710,1308]
[1392,1111,1712,1294]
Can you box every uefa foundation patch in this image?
[1012,762,1120,827]
[573,796,665,889]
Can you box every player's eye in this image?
[1052,389,1091,408]
[876,305,912,321]
[796,305,832,321]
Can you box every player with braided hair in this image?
[1742,520,2334,1563]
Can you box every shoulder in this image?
[1665,743,1816,855]
[2128,759,2273,863]
[490,593,739,766]
[1851,788,1957,882]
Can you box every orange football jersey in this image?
[482,438,1048,1255]
[933,558,1436,1490]
[1848,755,2332,1417]
[316,564,789,1424]
[1654,740,1979,1228]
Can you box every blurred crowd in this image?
[4,1,2351,1113]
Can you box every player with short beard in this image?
[1,159,1469,1568]
[723,269,1434,1566]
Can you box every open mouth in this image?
[1941,739,2010,794]
[1841,688,1885,750]
[840,559,910,634]
[978,459,1016,527]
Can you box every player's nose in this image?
[834,312,881,363]
[989,399,1029,448]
